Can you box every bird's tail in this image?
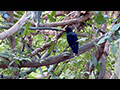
[72,43,78,54]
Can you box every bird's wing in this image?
[67,32,78,41]
[67,32,78,47]
[72,42,78,54]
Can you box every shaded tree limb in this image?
[98,54,106,79]
[98,41,110,79]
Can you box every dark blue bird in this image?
[63,27,79,54]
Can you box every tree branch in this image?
[30,12,94,27]
[0,35,104,68]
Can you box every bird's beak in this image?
[62,28,66,31]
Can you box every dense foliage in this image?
[0,11,120,79]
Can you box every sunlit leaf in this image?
[0,53,9,58]
[110,43,118,55]
[9,60,15,66]
[110,23,120,35]
[14,60,20,66]
[28,30,37,33]
[13,14,19,18]
[48,65,54,73]
[48,42,55,53]
[77,37,88,42]
[92,56,97,67]
[73,59,78,67]
[50,11,56,17]
[97,35,109,45]
[95,13,106,24]
[24,22,31,35]
[95,63,101,71]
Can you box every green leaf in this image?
[46,13,55,22]
[0,53,9,58]
[23,29,27,35]
[12,67,17,72]
[21,72,27,79]
[40,18,44,24]
[95,13,106,24]
[9,60,15,66]
[117,19,120,23]
[40,59,46,63]
[16,11,24,15]
[31,67,36,72]
[110,23,120,34]
[42,13,46,17]
[25,22,31,30]
[50,11,56,17]
[13,14,19,18]
[114,38,120,44]
[26,31,30,37]
[92,56,97,67]
[97,35,109,45]
[113,35,119,40]
[48,65,54,73]
[95,63,101,71]
[107,36,112,43]
[73,59,78,67]
[28,30,37,33]
[20,58,32,62]
[110,43,118,55]
[24,22,31,35]
[48,42,55,53]
[77,37,88,42]
[18,50,23,55]
[87,20,94,25]
[14,60,20,66]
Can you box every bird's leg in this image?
[70,49,77,57]
[73,52,77,57]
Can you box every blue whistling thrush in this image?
[64,27,79,54]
